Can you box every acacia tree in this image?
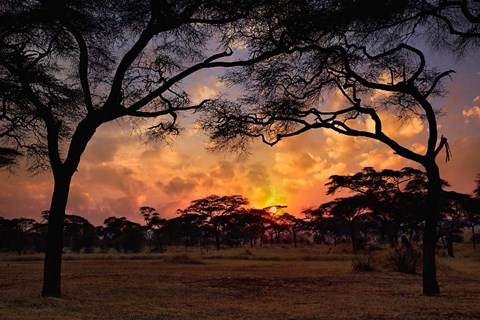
[0,0,280,297]
[319,195,373,252]
[180,194,249,250]
[201,1,479,295]
[465,174,480,250]
[327,167,440,247]
[278,213,303,247]
[440,191,471,257]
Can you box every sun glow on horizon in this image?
[262,205,288,216]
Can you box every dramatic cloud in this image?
[463,106,480,123]
[157,176,198,195]
[1,48,478,226]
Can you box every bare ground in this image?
[0,246,479,320]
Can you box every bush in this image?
[351,255,374,272]
[388,247,421,274]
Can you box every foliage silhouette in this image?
[180,194,249,250]
[201,1,480,295]
[0,0,279,297]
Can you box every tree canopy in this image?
[0,0,281,297]
[200,0,480,296]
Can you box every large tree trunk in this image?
[42,171,72,297]
[41,118,97,297]
[422,162,441,295]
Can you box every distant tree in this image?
[63,215,96,253]
[236,208,270,247]
[440,191,472,257]
[221,209,250,247]
[139,206,157,227]
[180,195,249,250]
[29,219,49,253]
[162,213,207,247]
[326,167,438,247]
[0,217,36,253]
[137,206,167,252]
[278,213,304,248]
[323,195,373,253]
[464,179,480,250]
[102,217,144,253]
[303,208,333,245]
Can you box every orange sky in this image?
[0,52,479,226]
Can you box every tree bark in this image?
[41,171,72,297]
[422,162,441,295]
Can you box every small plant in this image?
[351,255,374,272]
[388,247,421,274]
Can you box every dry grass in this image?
[0,244,479,320]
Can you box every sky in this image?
[0,47,479,226]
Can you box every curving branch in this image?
[62,20,94,112]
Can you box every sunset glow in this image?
[0,53,479,226]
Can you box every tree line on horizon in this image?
[2,167,479,256]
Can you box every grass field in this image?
[0,244,479,320]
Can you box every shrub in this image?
[351,255,374,272]
[388,247,421,274]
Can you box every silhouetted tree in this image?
[139,207,156,226]
[180,194,249,250]
[102,217,144,253]
[0,0,282,296]
[138,206,167,252]
[323,195,373,252]
[163,213,207,247]
[303,208,331,245]
[464,177,480,250]
[277,213,303,247]
[63,214,96,253]
[201,1,480,292]
[237,208,270,247]
[440,191,473,257]
[0,217,36,253]
[326,167,438,247]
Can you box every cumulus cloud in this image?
[1,63,478,225]
[189,77,223,104]
[366,111,425,139]
[359,148,411,170]
[157,176,197,195]
[463,106,480,123]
